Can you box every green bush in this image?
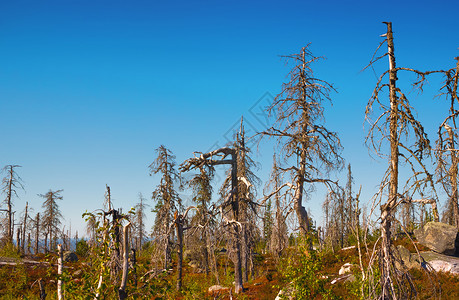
[279,238,337,299]
[75,239,89,257]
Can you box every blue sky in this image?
[1,0,458,237]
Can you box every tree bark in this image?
[175,212,184,291]
[35,213,40,254]
[118,223,131,300]
[57,244,63,300]
[22,202,28,254]
[381,21,398,298]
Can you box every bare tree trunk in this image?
[6,167,13,243]
[22,202,28,254]
[445,125,459,227]
[175,212,184,291]
[35,213,40,255]
[57,244,63,300]
[27,232,31,254]
[118,223,131,300]
[231,153,244,294]
[94,218,108,300]
[16,228,21,253]
[381,21,398,298]
[38,278,47,300]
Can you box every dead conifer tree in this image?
[220,118,260,282]
[436,57,459,227]
[265,154,289,258]
[260,45,343,238]
[39,189,64,251]
[149,145,182,270]
[186,164,215,275]
[181,147,244,293]
[133,193,148,251]
[364,22,439,299]
[1,165,24,243]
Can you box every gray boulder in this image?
[63,251,78,262]
[414,222,459,255]
[395,245,421,270]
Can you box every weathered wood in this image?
[57,244,63,300]
[118,222,131,300]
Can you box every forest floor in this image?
[2,239,459,299]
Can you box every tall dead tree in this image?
[260,45,343,238]
[364,22,438,299]
[34,213,40,254]
[133,193,148,250]
[39,189,64,251]
[174,206,196,291]
[187,164,215,275]
[265,154,289,258]
[21,202,29,253]
[220,118,260,282]
[181,147,244,294]
[149,145,182,270]
[1,165,24,243]
[436,57,459,227]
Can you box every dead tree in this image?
[133,193,148,251]
[149,145,182,270]
[364,22,438,299]
[39,189,64,251]
[186,164,215,275]
[265,154,289,258]
[21,202,28,254]
[260,46,343,238]
[174,206,197,291]
[220,118,260,282]
[1,165,24,242]
[436,57,459,227]
[181,147,244,294]
[57,244,63,300]
[118,222,131,300]
[35,213,40,254]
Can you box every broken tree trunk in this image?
[118,222,131,300]
[57,244,63,300]
[180,147,244,293]
[22,202,28,254]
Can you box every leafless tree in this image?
[39,189,64,251]
[435,57,459,227]
[220,118,260,282]
[1,165,24,243]
[149,145,182,269]
[323,164,358,249]
[364,22,439,299]
[265,154,289,258]
[180,146,244,293]
[260,45,344,238]
[186,164,215,275]
[133,193,148,250]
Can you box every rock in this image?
[395,245,421,270]
[339,263,353,275]
[414,222,459,255]
[63,251,78,262]
[420,251,459,275]
[208,285,229,293]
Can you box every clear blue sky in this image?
[1,0,458,237]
